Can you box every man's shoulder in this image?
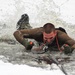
[55,27,67,33]
[56,29,66,36]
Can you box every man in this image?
[13,23,75,54]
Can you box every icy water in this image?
[0,41,75,75]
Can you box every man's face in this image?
[43,24,56,44]
[43,31,56,44]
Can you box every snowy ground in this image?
[0,60,65,75]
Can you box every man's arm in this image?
[58,30,75,49]
[13,28,43,47]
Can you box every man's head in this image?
[43,23,55,33]
[43,23,56,44]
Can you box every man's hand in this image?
[32,43,48,54]
[64,45,74,55]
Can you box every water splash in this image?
[0,0,75,40]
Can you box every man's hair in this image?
[43,23,55,29]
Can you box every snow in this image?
[0,60,65,75]
[59,0,75,24]
[53,0,75,24]
[0,0,75,27]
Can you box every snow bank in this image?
[0,60,65,75]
